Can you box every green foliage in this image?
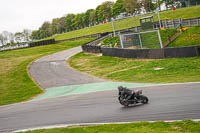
[101,28,178,49]
[31,3,200,41]
[46,5,200,41]
[160,28,178,46]
[112,0,126,17]
[0,38,95,106]
[95,5,104,23]
[101,1,114,21]
[66,14,76,32]
[102,36,120,46]
[123,0,141,14]
[20,120,200,133]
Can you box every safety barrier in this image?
[101,46,200,59]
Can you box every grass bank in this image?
[168,26,200,47]
[0,38,94,106]
[19,120,200,133]
[48,5,200,41]
[68,52,200,83]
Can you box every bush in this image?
[102,36,120,47]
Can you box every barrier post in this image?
[157,30,163,48]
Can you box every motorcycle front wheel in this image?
[140,95,149,104]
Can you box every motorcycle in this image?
[118,86,149,107]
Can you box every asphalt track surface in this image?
[28,46,104,89]
[0,47,200,132]
[0,83,200,132]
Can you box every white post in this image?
[188,19,191,27]
[139,33,143,48]
[157,1,162,29]
[119,34,124,48]
[157,30,163,48]
[134,14,138,32]
[112,18,116,37]
[157,10,162,28]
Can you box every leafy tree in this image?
[0,34,5,46]
[95,5,104,23]
[142,0,157,12]
[39,21,51,38]
[56,17,66,34]
[73,13,85,29]
[30,30,40,40]
[23,29,31,42]
[112,0,126,18]
[49,18,60,35]
[89,10,96,26]
[14,32,24,43]
[123,0,142,14]
[65,14,75,31]
[101,1,114,21]
[84,9,94,27]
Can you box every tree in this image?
[30,30,40,40]
[112,0,126,18]
[65,14,75,31]
[142,0,157,12]
[84,9,95,27]
[39,21,51,38]
[123,0,142,14]
[23,29,31,42]
[49,18,60,35]
[0,34,5,46]
[56,17,66,33]
[73,13,85,29]
[89,10,96,26]
[95,5,104,23]
[14,32,24,43]
[101,1,114,21]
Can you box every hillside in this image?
[168,25,200,47]
[47,5,200,41]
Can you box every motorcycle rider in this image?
[118,86,134,101]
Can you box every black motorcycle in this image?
[118,86,149,107]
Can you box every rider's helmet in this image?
[118,86,124,91]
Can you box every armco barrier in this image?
[102,46,200,59]
[29,39,55,47]
[81,34,112,53]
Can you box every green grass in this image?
[101,28,177,48]
[20,120,200,133]
[68,52,200,83]
[168,26,200,47]
[0,38,94,106]
[46,6,200,41]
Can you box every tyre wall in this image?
[102,46,200,59]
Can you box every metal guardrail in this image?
[81,34,112,53]
[154,17,200,29]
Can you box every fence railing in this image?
[154,17,200,29]
[0,44,29,52]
